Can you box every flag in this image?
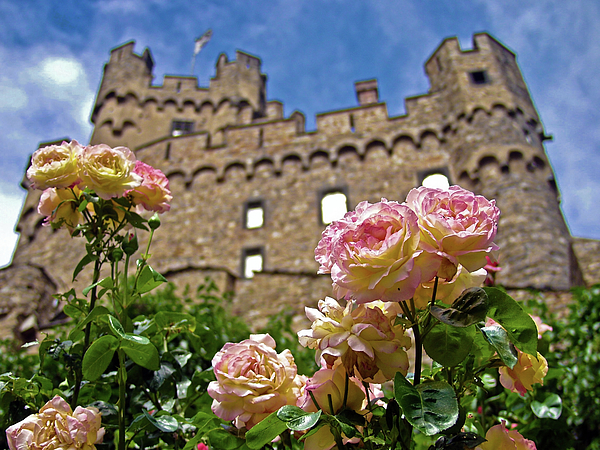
[194,29,212,55]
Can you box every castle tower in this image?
[425,33,581,289]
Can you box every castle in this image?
[2,32,599,340]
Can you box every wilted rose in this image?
[38,187,85,230]
[298,297,411,383]
[6,395,104,450]
[27,140,83,190]
[315,199,436,303]
[406,185,500,277]
[298,363,366,450]
[476,421,536,450]
[208,334,304,430]
[499,351,548,396]
[126,161,172,213]
[412,265,487,309]
[78,144,142,200]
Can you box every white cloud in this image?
[0,82,28,110]
[0,185,25,268]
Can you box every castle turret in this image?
[426,33,581,289]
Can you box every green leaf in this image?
[68,306,111,340]
[484,287,538,356]
[82,277,114,297]
[155,311,196,338]
[82,335,119,381]
[394,374,459,436]
[430,287,489,327]
[136,265,168,294]
[108,315,126,339]
[125,211,149,230]
[480,325,518,369]
[423,322,475,367]
[276,405,322,431]
[72,253,95,281]
[143,410,179,432]
[531,393,562,419]
[208,428,245,449]
[121,337,160,370]
[246,410,288,449]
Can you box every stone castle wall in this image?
[2,32,596,339]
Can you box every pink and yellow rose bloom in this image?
[126,161,172,213]
[38,186,86,230]
[405,185,500,278]
[499,351,548,396]
[298,297,411,383]
[208,334,304,430]
[78,144,142,200]
[26,140,83,190]
[298,363,366,450]
[476,422,536,450]
[315,199,436,303]
[6,395,104,450]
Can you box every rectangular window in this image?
[171,120,194,136]
[245,200,264,229]
[242,248,263,279]
[469,70,489,85]
[320,191,348,225]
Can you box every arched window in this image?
[321,191,348,225]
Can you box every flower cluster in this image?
[6,395,104,450]
[27,140,172,229]
[316,186,500,304]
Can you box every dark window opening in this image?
[469,70,489,85]
[171,120,194,136]
[349,114,356,133]
[164,143,171,160]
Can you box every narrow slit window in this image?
[243,249,263,279]
[246,201,264,229]
[321,191,348,225]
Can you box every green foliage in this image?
[545,285,600,449]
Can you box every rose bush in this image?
[298,297,411,382]
[405,185,500,278]
[26,140,82,190]
[315,198,436,303]
[208,333,305,430]
[6,395,104,450]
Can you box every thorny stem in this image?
[118,349,127,450]
[309,391,322,412]
[342,373,349,410]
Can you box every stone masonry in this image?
[1,33,596,339]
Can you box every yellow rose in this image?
[499,351,548,396]
[27,140,82,189]
[79,144,142,200]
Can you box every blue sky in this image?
[1,0,599,267]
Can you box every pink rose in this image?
[126,161,172,213]
[405,185,500,277]
[208,334,304,430]
[298,364,366,450]
[6,395,104,450]
[78,144,142,200]
[499,351,548,396]
[38,187,85,230]
[315,199,436,303]
[298,297,411,383]
[476,421,537,450]
[26,140,83,190]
